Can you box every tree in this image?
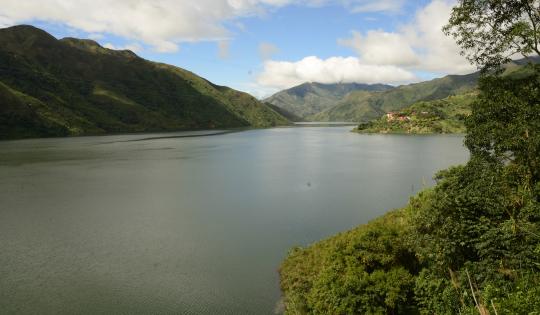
[465,69,540,185]
[445,0,540,185]
[444,0,540,71]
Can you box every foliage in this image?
[280,66,540,314]
[0,25,289,140]
[280,210,419,314]
[466,66,540,183]
[444,0,540,71]
[280,1,540,313]
[409,154,540,313]
[0,81,70,138]
[355,92,476,134]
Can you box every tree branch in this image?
[523,0,540,56]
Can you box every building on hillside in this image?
[386,112,396,121]
[386,112,411,122]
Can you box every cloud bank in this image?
[340,0,474,74]
[0,0,405,52]
[258,56,416,88]
[257,0,475,91]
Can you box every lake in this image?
[0,127,468,314]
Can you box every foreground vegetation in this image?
[280,65,540,314]
[281,0,540,309]
[0,25,289,140]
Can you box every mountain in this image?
[307,57,539,123]
[354,91,477,134]
[264,82,393,120]
[0,25,289,140]
[279,66,540,314]
[348,57,539,133]
[308,72,479,122]
[264,102,302,121]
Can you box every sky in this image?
[0,0,476,98]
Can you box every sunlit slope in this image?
[309,72,478,122]
[264,82,393,120]
[354,91,477,134]
[0,25,289,139]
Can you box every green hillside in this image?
[354,91,476,134]
[308,72,478,122]
[264,82,392,120]
[280,66,540,314]
[0,25,289,140]
[264,102,302,121]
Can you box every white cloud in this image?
[338,0,475,74]
[405,0,474,74]
[0,15,14,28]
[257,56,416,89]
[338,30,418,66]
[0,0,248,52]
[0,0,405,53]
[254,0,475,93]
[351,0,405,13]
[259,42,280,60]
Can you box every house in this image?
[386,112,411,122]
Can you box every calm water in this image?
[0,127,468,314]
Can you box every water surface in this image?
[0,127,468,314]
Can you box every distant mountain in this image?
[346,57,540,133]
[263,102,302,121]
[308,72,479,122]
[0,25,289,140]
[264,82,393,120]
[306,57,539,123]
[354,91,477,134]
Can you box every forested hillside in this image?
[0,25,289,139]
[354,91,476,134]
[280,0,540,313]
[280,63,540,315]
[264,82,392,120]
[308,73,478,122]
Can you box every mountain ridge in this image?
[266,56,540,124]
[264,82,393,120]
[308,72,479,122]
[0,25,289,140]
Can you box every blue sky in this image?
[0,0,474,98]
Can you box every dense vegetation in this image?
[354,92,476,134]
[307,72,478,123]
[279,63,540,315]
[264,82,392,120]
[0,25,289,140]
[280,0,540,311]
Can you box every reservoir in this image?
[0,127,468,314]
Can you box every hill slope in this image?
[264,82,392,120]
[308,72,479,122]
[0,25,289,140]
[279,64,540,315]
[354,91,477,134]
